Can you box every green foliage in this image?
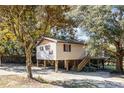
[73,6,124,57]
[0,5,74,77]
[0,5,73,55]
[71,5,124,71]
[0,46,5,55]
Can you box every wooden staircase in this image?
[77,54,90,71]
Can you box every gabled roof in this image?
[43,37,86,45]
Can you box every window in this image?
[49,50,53,55]
[40,46,44,51]
[45,45,50,50]
[63,44,71,52]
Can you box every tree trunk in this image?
[25,48,33,78]
[115,41,123,72]
[0,55,2,66]
[116,56,123,72]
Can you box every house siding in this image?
[36,39,86,60]
[36,40,57,60]
[56,43,86,60]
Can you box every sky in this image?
[75,28,90,41]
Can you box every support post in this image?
[44,60,46,68]
[64,60,66,69]
[102,59,105,69]
[71,60,76,70]
[37,60,39,67]
[65,60,69,71]
[0,55,2,66]
[97,59,100,70]
[55,60,58,72]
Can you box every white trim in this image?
[44,37,58,43]
[43,37,85,45]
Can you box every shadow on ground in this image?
[1,63,124,78]
[33,77,124,88]
[0,63,55,75]
[0,63,124,88]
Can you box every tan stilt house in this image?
[36,37,89,72]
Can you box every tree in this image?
[0,46,5,66]
[0,30,21,56]
[73,6,124,72]
[0,30,8,66]
[51,26,77,40]
[0,5,72,78]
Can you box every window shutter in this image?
[64,44,66,51]
[69,45,71,52]
[63,44,71,52]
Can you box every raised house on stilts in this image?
[36,37,92,72]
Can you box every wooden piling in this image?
[0,60,1,66]
[65,60,69,71]
[44,60,47,68]
[72,60,76,70]
[37,60,39,67]
[55,60,58,72]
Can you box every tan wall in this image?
[56,43,86,60]
[37,39,86,60]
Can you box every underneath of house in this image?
[36,37,109,72]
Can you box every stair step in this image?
[77,56,90,71]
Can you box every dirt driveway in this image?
[0,63,124,88]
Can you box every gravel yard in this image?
[0,63,124,88]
